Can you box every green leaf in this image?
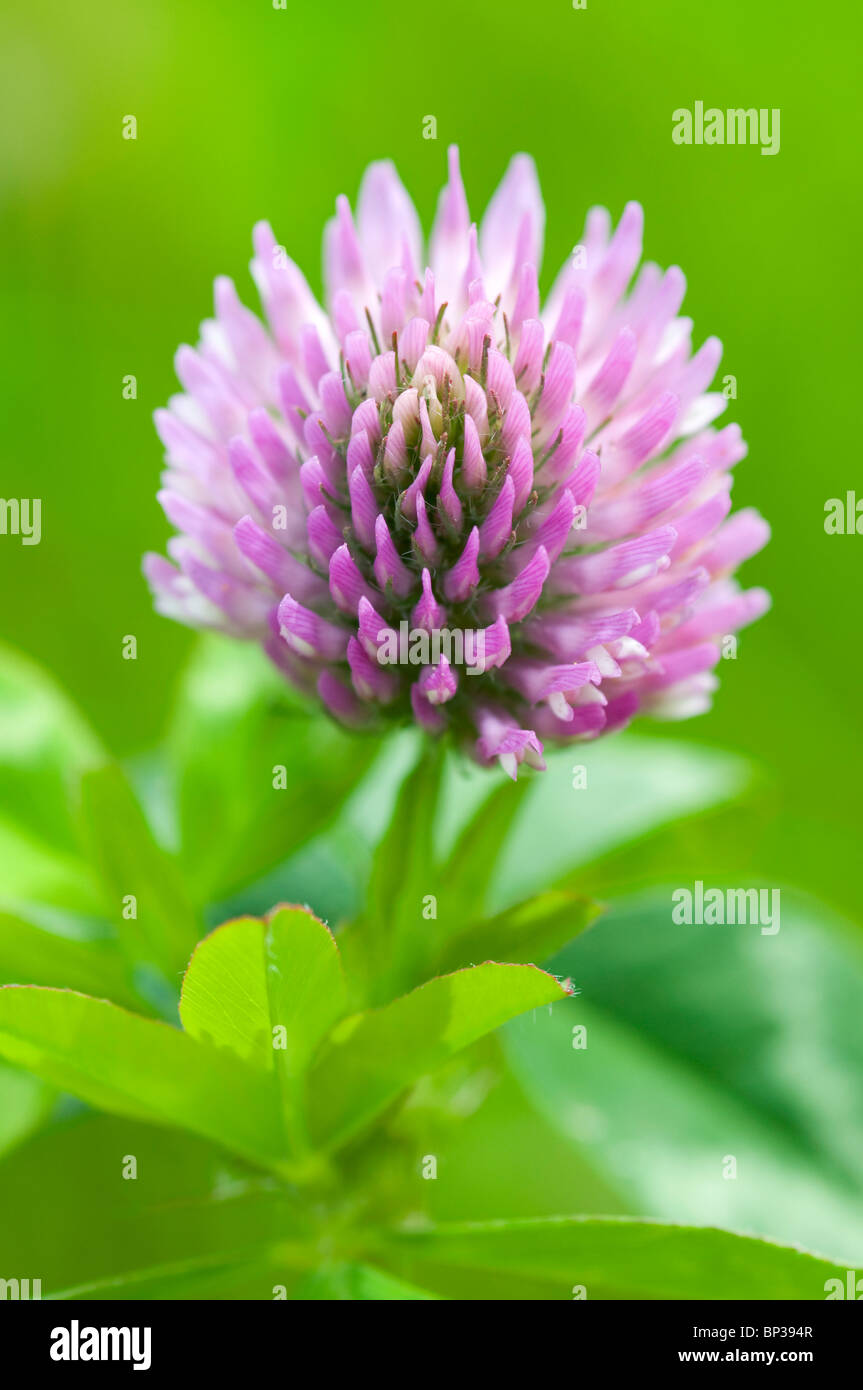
[179,907,348,1154]
[79,763,200,978]
[50,1255,293,1301]
[333,736,750,1000]
[0,642,103,850]
[265,906,348,1077]
[0,904,138,1006]
[0,643,104,911]
[290,1262,438,1301]
[348,741,446,1002]
[505,888,863,1263]
[0,1112,311,1297]
[435,773,533,922]
[180,917,272,1069]
[0,1061,53,1159]
[0,825,103,916]
[308,962,572,1151]
[381,1216,848,1300]
[569,787,773,902]
[265,906,348,1151]
[365,742,444,931]
[434,891,602,976]
[471,739,752,914]
[168,635,376,906]
[0,986,285,1169]
[419,1060,630,1224]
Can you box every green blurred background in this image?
[0,0,859,914]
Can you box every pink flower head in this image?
[145,147,769,777]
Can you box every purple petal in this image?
[412,493,442,565]
[411,568,447,631]
[473,704,545,779]
[328,543,377,615]
[462,413,487,493]
[507,437,535,514]
[374,513,414,598]
[478,475,515,560]
[317,669,365,725]
[278,594,348,661]
[305,505,343,571]
[443,526,480,602]
[399,456,433,523]
[555,525,677,595]
[429,145,471,305]
[479,153,545,297]
[356,160,423,287]
[234,514,326,602]
[348,635,399,702]
[349,465,378,551]
[484,545,550,622]
[439,449,463,530]
[418,656,458,705]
